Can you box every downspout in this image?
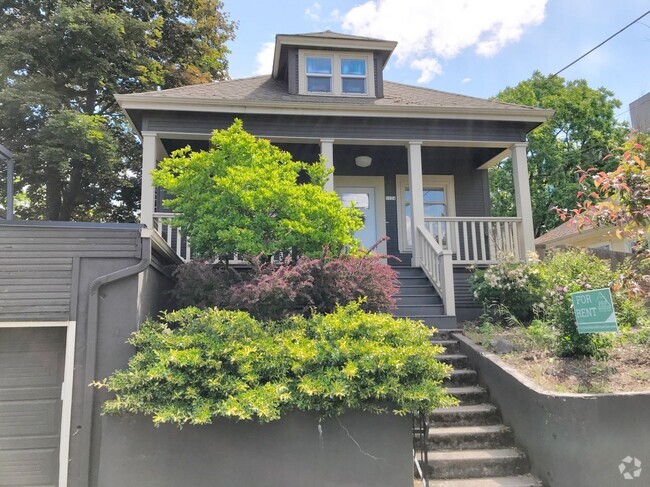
[77,228,153,487]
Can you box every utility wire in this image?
[553,9,650,77]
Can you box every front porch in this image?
[141,132,535,321]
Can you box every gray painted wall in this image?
[94,411,412,487]
[457,334,650,487]
[144,111,530,143]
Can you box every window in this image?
[396,175,456,252]
[299,51,374,97]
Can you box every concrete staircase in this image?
[394,267,457,329]
[412,330,540,486]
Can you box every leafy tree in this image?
[491,71,627,236]
[560,132,649,260]
[152,120,363,260]
[0,0,236,221]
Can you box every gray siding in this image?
[144,111,529,143]
[0,224,142,322]
[373,53,383,99]
[287,47,299,95]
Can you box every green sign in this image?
[571,288,618,333]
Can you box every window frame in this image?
[298,50,375,97]
[396,175,456,253]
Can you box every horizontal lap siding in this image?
[0,226,141,321]
[144,112,528,143]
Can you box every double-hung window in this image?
[300,51,374,97]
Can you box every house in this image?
[116,31,552,324]
[630,92,650,133]
[535,219,635,255]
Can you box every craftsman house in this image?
[116,31,552,323]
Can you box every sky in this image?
[221,0,650,123]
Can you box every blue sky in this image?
[221,0,650,123]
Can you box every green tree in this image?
[491,71,627,236]
[0,0,235,221]
[152,120,363,260]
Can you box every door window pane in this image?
[404,186,447,246]
[340,192,370,209]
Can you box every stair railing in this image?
[416,225,456,317]
[413,413,429,487]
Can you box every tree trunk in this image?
[59,162,84,221]
[45,163,62,220]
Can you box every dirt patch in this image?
[465,325,650,394]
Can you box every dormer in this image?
[271,31,397,99]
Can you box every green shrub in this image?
[95,302,456,425]
[540,249,616,358]
[470,254,544,324]
[523,319,556,349]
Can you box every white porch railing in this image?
[416,225,455,317]
[153,212,191,262]
[424,217,523,265]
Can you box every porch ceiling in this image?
[161,139,506,169]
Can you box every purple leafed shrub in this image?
[172,253,399,321]
[171,261,244,309]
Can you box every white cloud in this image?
[462,77,471,84]
[254,41,275,75]
[342,0,547,82]
[305,2,322,22]
[410,58,442,83]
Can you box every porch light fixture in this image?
[355,155,372,168]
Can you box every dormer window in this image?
[299,50,375,97]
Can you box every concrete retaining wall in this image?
[456,333,650,487]
[95,411,412,487]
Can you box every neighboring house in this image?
[630,92,650,133]
[116,31,552,321]
[535,219,635,254]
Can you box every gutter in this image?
[77,228,153,487]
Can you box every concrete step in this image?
[426,474,541,486]
[434,354,468,369]
[430,329,463,340]
[427,425,514,450]
[443,369,478,387]
[429,404,501,427]
[397,294,443,305]
[398,284,437,296]
[394,304,445,317]
[446,386,489,405]
[430,339,460,354]
[425,448,529,479]
[415,316,458,328]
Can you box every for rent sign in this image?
[571,288,618,333]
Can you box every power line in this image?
[553,9,650,77]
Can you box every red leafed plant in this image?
[554,132,649,258]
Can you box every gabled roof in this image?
[535,219,599,245]
[117,75,550,116]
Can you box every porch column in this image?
[141,131,164,229]
[511,142,535,258]
[407,141,425,267]
[320,138,334,192]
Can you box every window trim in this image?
[298,50,375,97]
[396,175,456,253]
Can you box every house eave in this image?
[115,94,554,135]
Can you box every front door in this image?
[336,187,377,249]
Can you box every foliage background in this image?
[0,0,236,221]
